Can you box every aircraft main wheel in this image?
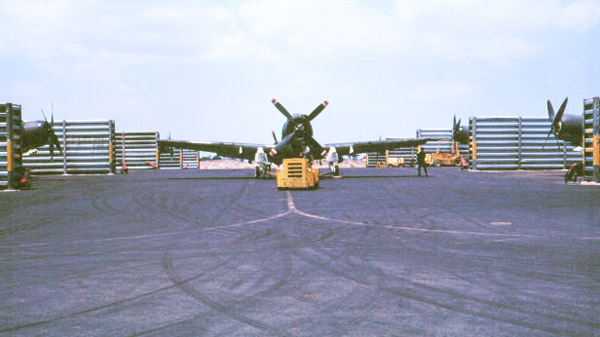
[333,165,340,176]
[255,166,261,178]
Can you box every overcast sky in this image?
[2,0,599,144]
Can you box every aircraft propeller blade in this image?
[452,115,461,142]
[542,130,553,150]
[271,99,295,124]
[271,131,278,144]
[273,130,296,154]
[306,101,328,123]
[51,111,62,153]
[543,98,569,150]
[42,109,54,159]
[553,97,568,128]
[547,97,568,140]
[41,108,63,160]
[41,108,49,122]
[49,111,54,159]
[547,100,555,122]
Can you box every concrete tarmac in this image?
[1,168,599,336]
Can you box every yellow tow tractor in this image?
[276,158,320,190]
[426,140,462,167]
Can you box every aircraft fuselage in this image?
[279,114,315,157]
[22,121,51,152]
[555,114,583,147]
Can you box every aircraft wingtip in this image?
[323,100,329,106]
[271,98,277,104]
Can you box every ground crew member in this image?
[417,147,428,177]
[18,168,32,189]
[564,162,583,183]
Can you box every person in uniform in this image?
[417,147,428,177]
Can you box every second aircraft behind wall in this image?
[158,99,438,178]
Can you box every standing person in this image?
[417,147,428,177]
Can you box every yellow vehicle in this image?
[276,158,319,190]
[426,141,462,167]
[427,152,462,167]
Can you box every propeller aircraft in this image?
[546,97,583,147]
[158,99,437,178]
[449,97,585,150]
[22,109,63,159]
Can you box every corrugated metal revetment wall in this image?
[159,148,200,169]
[23,120,116,175]
[1,103,23,189]
[417,129,452,154]
[366,145,416,168]
[115,132,159,170]
[583,97,599,182]
[469,117,580,170]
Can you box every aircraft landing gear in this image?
[329,164,340,177]
[255,164,272,179]
[255,166,262,178]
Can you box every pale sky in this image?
[2,0,599,144]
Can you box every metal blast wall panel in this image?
[115,132,159,170]
[469,117,580,170]
[1,103,23,189]
[159,148,200,169]
[365,152,391,168]
[23,120,116,175]
[583,97,600,182]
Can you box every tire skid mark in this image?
[0,214,69,237]
[2,260,161,292]
[150,215,342,336]
[281,194,593,334]
[161,253,293,337]
[207,180,251,226]
[0,255,240,334]
[293,244,581,336]
[0,211,290,249]
[282,228,382,332]
[378,183,440,234]
[321,225,596,329]
[207,252,293,330]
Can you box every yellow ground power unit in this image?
[276,158,319,190]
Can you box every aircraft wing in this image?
[157,140,272,161]
[326,138,438,156]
